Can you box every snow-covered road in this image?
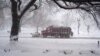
[0,37,100,56]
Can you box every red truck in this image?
[41,26,73,38]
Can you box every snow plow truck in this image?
[41,26,73,38]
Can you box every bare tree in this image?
[31,3,52,33]
[52,0,100,29]
[10,0,39,41]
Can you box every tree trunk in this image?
[77,19,80,34]
[10,0,37,41]
[10,17,20,41]
[10,0,20,41]
[87,25,90,34]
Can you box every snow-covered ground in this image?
[0,37,100,56]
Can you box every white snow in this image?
[0,37,100,56]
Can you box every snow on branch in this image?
[52,0,100,10]
[52,0,100,29]
[19,0,37,19]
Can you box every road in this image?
[0,37,100,56]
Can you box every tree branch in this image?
[19,0,37,19]
[17,0,22,11]
[52,0,100,29]
[29,0,42,12]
